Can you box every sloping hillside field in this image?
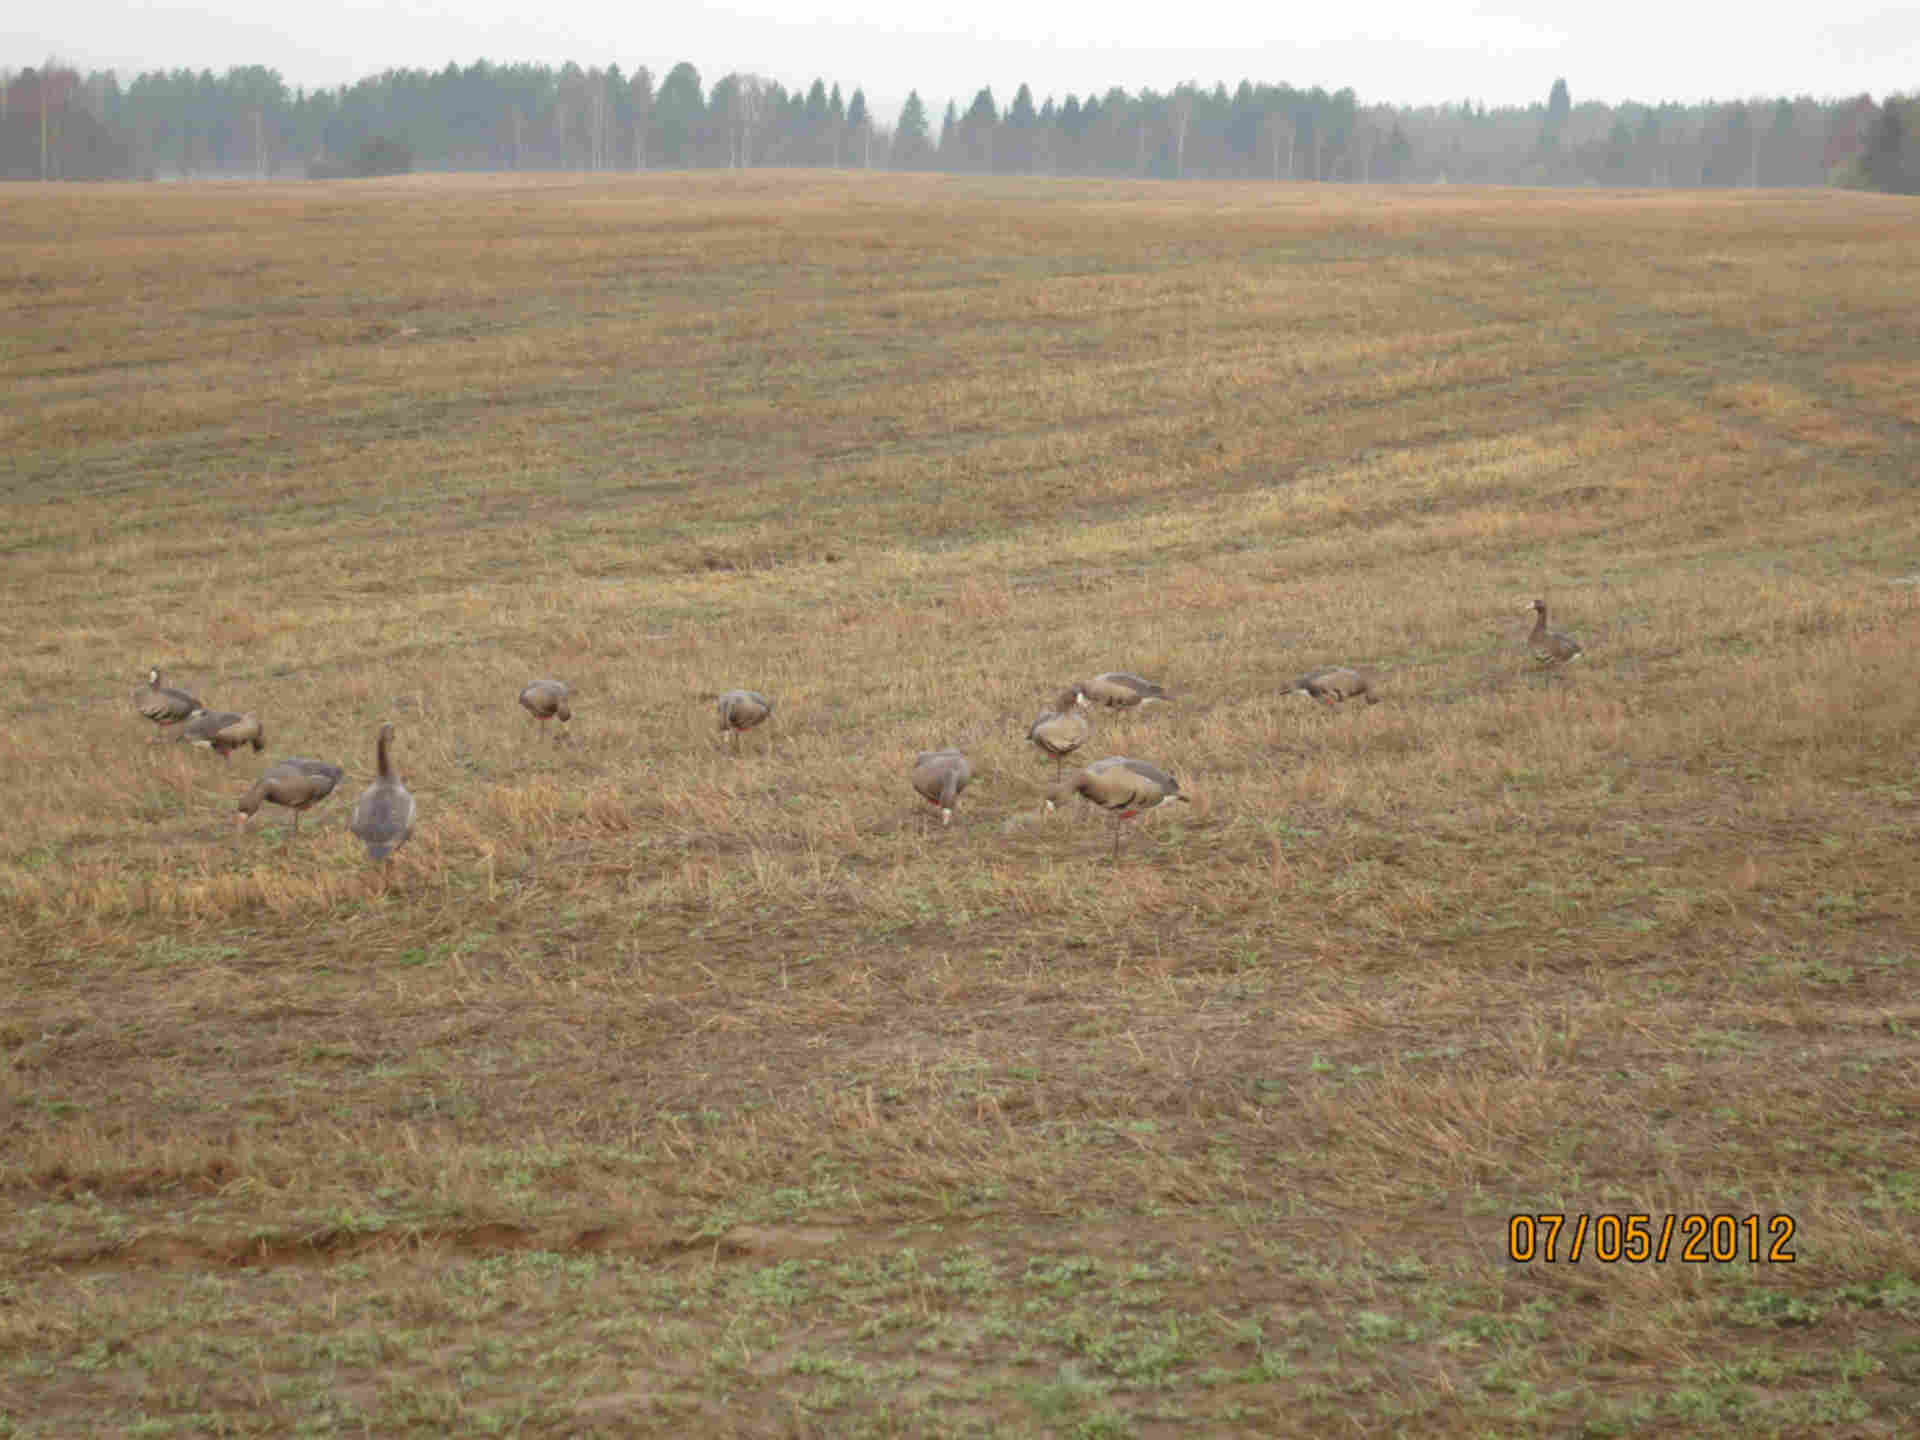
[3,172,1918,1435]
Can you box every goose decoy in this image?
[1027,684,1092,779]
[910,747,973,825]
[1288,666,1381,706]
[177,710,264,761]
[236,758,345,834]
[1046,755,1191,858]
[132,667,202,738]
[1527,599,1584,666]
[348,722,415,863]
[716,689,774,750]
[518,679,572,740]
[1081,672,1173,709]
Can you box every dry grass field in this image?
[3,170,1919,1436]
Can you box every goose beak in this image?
[234,812,250,832]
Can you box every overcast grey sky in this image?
[8,2,1917,124]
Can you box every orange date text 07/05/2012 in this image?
[1506,1213,1797,1265]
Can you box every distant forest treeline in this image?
[4,58,1917,193]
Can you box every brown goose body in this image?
[1046,755,1191,857]
[1528,600,1584,666]
[1289,666,1381,706]
[178,710,264,761]
[236,758,345,833]
[132,668,203,734]
[349,723,415,862]
[519,679,572,739]
[910,747,973,825]
[1082,672,1172,709]
[1027,685,1092,778]
[717,689,774,748]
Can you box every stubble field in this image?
[2,170,1918,1436]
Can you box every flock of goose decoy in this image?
[132,668,420,865]
[128,599,1584,869]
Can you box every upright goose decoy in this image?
[910,747,973,826]
[717,689,774,750]
[1527,599,1584,667]
[236,758,345,834]
[1082,672,1172,710]
[349,722,415,864]
[1288,666,1381,706]
[1027,684,1092,779]
[518,679,572,741]
[1046,755,1191,858]
[178,710,264,761]
[132,667,202,738]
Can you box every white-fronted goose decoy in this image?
[911,747,973,826]
[1046,755,1191,858]
[717,689,774,750]
[519,679,572,740]
[178,710,264,761]
[1027,684,1092,779]
[1528,599,1584,666]
[1082,672,1172,710]
[236,758,345,834]
[1288,666,1381,706]
[132,667,202,738]
[349,722,416,863]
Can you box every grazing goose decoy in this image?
[1082,672,1173,710]
[236,758,345,834]
[132,667,203,738]
[1527,599,1585,667]
[1288,666,1381,706]
[1027,684,1092,779]
[178,710,264,761]
[910,747,973,825]
[1046,755,1191,858]
[349,722,416,863]
[716,689,774,750]
[518,679,572,740]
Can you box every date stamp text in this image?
[1507,1212,1796,1264]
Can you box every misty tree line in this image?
[3,58,1916,193]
